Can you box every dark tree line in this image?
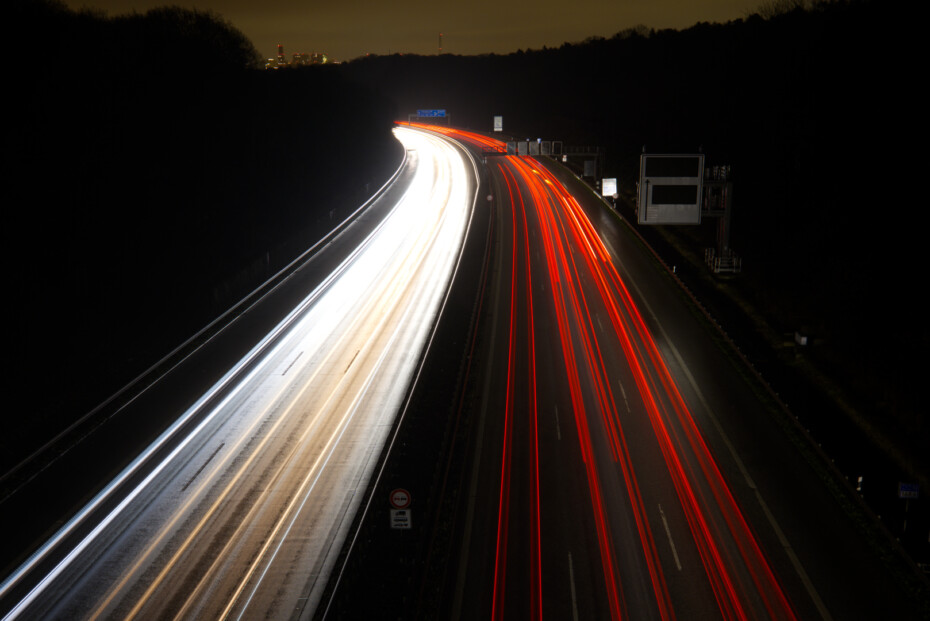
[339,0,925,457]
[5,0,923,478]
[5,0,401,472]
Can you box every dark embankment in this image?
[5,1,401,482]
[336,0,927,568]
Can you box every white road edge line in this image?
[658,503,682,571]
[619,260,834,621]
[567,552,579,621]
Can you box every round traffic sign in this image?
[390,488,411,509]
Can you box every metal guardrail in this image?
[705,247,742,273]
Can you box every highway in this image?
[450,134,798,620]
[0,126,479,619]
[335,124,924,620]
[3,123,924,621]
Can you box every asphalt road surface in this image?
[0,126,479,620]
[4,124,925,621]
[370,124,928,620]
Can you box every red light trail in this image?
[404,123,797,620]
[491,161,543,620]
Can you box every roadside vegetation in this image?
[5,0,400,476]
[340,0,927,490]
[5,0,924,579]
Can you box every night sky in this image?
[62,0,766,62]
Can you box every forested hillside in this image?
[5,0,401,474]
[6,0,924,490]
[341,0,926,476]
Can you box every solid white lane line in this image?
[616,377,631,413]
[621,258,834,620]
[658,503,682,571]
[567,552,579,621]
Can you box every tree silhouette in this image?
[118,6,262,71]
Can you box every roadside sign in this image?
[637,154,705,225]
[602,178,618,197]
[417,109,446,118]
[898,482,920,499]
[390,509,412,529]
[390,488,411,509]
[493,115,503,132]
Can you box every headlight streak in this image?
[91,255,421,617]
[1,147,417,618]
[3,126,475,620]
[417,123,796,620]
[0,148,418,615]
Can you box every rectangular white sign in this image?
[391,509,412,529]
[602,178,617,197]
[638,154,704,225]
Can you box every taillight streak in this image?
[491,162,543,620]
[490,162,517,620]
[509,156,626,618]
[408,121,796,620]
[511,155,676,620]
[531,161,796,620]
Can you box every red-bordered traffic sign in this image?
[390,488,411,509]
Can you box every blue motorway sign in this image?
[898,482,920,499]
[417,109,446,118]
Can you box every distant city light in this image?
[265,44,330,69]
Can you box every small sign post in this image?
[390,509,412,529]
[390,488,412,530]
[898,482,919,535]
[898,482,919,499]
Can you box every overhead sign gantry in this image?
[637,154,705,225]
[409,109,451,125]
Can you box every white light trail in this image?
[2,126,477,620]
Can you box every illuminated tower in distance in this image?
[438,32,443,54]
